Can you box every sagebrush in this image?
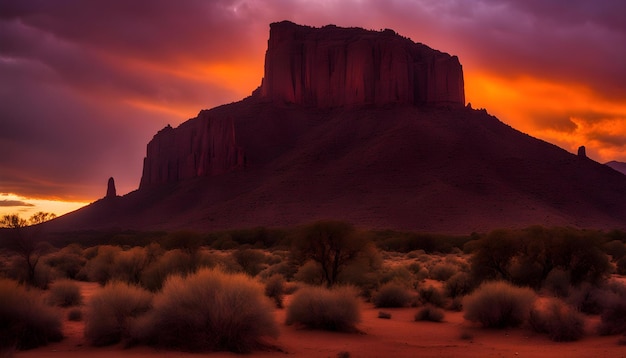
[463,281,536,328]
[286,285,360,332]
[131,268,278,353]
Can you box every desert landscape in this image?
[2,224,626,357]
[3,3,626,358]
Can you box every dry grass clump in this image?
[286,285,360,332]
[414,305,444,322]
[47,279,82,307]
[84,281,152,346]
[463,281,536,328]
[132,268,278,353]
[0,278,63,350]
[529,299,585,341]
[372,282,412,308]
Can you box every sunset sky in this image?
[1,0,626,217]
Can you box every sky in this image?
[1,0,626,218]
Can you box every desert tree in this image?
[293,220,369,287]
[0,213,55,286]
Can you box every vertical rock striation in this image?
[259,21,465,107]
[140,115,245,188]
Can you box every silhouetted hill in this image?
[46,22,626,234]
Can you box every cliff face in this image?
[259,21,465,107]
[140,21,465,188]
[140,114,244,188]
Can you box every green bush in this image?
[463,281,536,328]
[286,285,360,332]
[84,281,153,346]
[0,278,63,350]
[372,282,412,308]
[414,305,444,322]
[47,279,82,307]
[131,269,278,353]
[529,299,585,341]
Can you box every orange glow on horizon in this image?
[0,193,90,219]
[465,71,626,162]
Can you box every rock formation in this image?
[259,21,465,107]
[106,177,116,198]
[140,21,465,188]
[140,115,244,188]
[578,146,587,158]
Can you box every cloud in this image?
[1,0,625,202]
[0,200,34,207]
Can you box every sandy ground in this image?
[14,282,626,358]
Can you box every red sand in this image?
[15,282,626,358]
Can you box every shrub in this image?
[598,297,626,335]
[463,281,536,328]
[47,279,82,307]
[445,272,474,298]
[0,278,63,350]
[264,274,285,308]
[293,260,325,285]
[84,245,122,285]
[414,306,444,322]
[418,285,446,307]
[139,249,198,291]
[131,269,278,353]
[233,248,267,276]
[45,245,86,279]
[68,308,83,321]
[286,285,360,332]
[542,268,571,298]
[429,263,457,281]
[567,283,615,315]
[529,299,585,341]
[84,281,153,346]
[113,247,149,284]
[372,282,412,308]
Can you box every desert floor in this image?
[13,281,626,358]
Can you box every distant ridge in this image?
[47,22,626,234]
[606,161,626,176]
